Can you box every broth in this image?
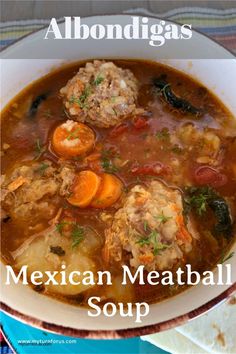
[1,60,236,306]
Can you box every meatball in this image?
[60,60,142,128]
[1,161,76,224]
[103,181,198,271]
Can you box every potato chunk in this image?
[14,227,97,296]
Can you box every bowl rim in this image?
[1,284,236,339]
[0,13,235,338]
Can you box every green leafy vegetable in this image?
[184,186,232,238]
[153,76,203,117]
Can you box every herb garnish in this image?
[93,75,104,86]
[101,149,119,174]
[155,212,172,224]
[69,75,103,109]
[55,220,85,249]
[184,189,209,216]
[34,139,46,160]
[71,223,85,248]
[37,162,49,174]
[55,220,69,235]
[137,229,170,256]
[70,85,91,109]
[101,158,119,173]
[143,220,148,231]
[220,251,234,264]
[112,108,118,116]
[136,222,170,256]
[66,128,80,140]
[155,128,170,140]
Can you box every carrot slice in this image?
[139,253,154,264]
[52,120,95,158]
[176,214,192,243]
[67,170,101,207]
[91,173,123,209]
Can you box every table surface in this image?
[1,0,236,22]
[1,311,168,354]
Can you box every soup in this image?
[1,59,235,306]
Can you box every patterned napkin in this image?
[0,7,236,53]
[125,7,236,54]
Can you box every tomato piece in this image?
[194,166,227,188]
[109,123,129,138]
[133,117,149,129]
[131,162,171,176]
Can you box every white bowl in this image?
[1,15,236,338]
